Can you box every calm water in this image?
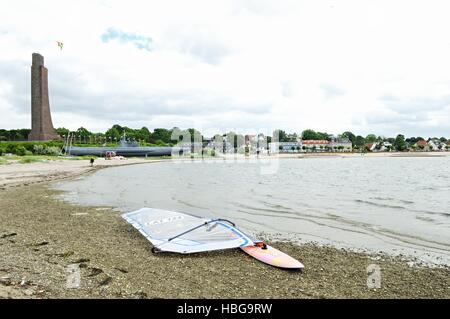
[55,157,450,265]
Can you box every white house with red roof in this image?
[301,140,330,151]
[301,138,352,152]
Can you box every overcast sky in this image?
[0,0,449,137]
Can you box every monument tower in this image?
[28,53,61,141]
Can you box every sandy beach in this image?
[0,157,158,190]
[1,156,449,299]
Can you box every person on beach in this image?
[90,158,95,167]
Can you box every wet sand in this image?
[1,158,449,298]
[0,185,449,298]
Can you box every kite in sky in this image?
[56,41,64,50]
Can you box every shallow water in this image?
[54,157,450,265]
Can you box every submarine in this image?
[64,136,185,157]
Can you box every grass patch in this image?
[18,156,43,164]
[0,157,8,165]
[15,155,65,164]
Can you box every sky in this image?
[0,0,449,138]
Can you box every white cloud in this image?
[0,0,449,137]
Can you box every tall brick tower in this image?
[28,53,61,141]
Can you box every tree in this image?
[76,127,91,137]
[301,129,330,141]
[365,134,377,143]
[273,129,288,142]
[340,131,356,144]
[151,128,172,144]
[56,127,69,138]
[137,127,151,142]
[354,135,365,148]
[105,127,121,141]
[318,132,330,140]
[394,134,407,151]
[301,129,317,140]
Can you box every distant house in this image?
[205,139,233,153]
[244,135,256,144]
[371,141,393,152]
[329,138,352,152]
[428,139,438,151]
[414,140,429,151]
[270,142,301,153]
[301,140,329,152]
[300,138,352,152]
[381,141,393,151]
[365,143,377,152]
[428,139,446,151]
[244,134,268,153]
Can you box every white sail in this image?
[122,208,255,254]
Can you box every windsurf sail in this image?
[121,208,255,254]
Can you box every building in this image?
[269,138,352,153]
[428,139,446,151]
[414,140,429,151]
[370,141,393,152]
[270,142,301,153]
[302,139,353,152]
[244,134,268,153]
[329,137,352,152]
[28,53,61,141]
[364,143,374,152]
[205,139,233,153]
[301,140,330,151]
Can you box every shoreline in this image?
[0,157,163,190]
[0,161,449,298]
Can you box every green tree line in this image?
[1,126,448,151]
